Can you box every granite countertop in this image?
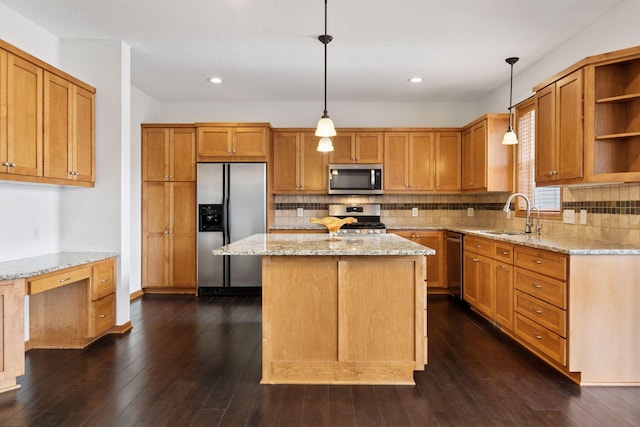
[269,225,640,255]
[0,252,119,281]
[212,233,436,256]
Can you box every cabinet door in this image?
[0,49,6,168]
[43,72,73,180]
[6,54,42,176]
[142,128,169,181]
[272,132,299,191]
[435,131,461,191]
[197,127,232,158]
[471,122,487,190]
[463,250,479,305]
[461,128,474,190]
[474,254,493,318]
[383,132,409,190]
[170,128,196,181]
[329,132,356,163]
[535,84,556,183]
[356,132,384,163]
[416,232,443,288]
[72,86,95,182]
[409,132,435,191]
[555,70,583,181]
[301,132,328,191]
[0,279,25,386]
[170,182,196,288]
[494,261,514,331]
[234,127,267,157]
[142,182,170,287]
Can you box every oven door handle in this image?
[371,170,375,189]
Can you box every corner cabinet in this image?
[0,40,96,187]
[461,114,512,192]
[196,123,270,162]
[272,131,328,193]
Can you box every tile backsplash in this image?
[274,182,640,246]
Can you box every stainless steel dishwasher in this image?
[446,232,463,300]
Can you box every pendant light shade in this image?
[502,57,519,145]
[316,0,336,151]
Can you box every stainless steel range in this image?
[328,204,386,235]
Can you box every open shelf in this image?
[596,92,640,104]
[595,131,640,140]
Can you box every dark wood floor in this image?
[0,295,639,426]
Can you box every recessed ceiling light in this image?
[409,77,423,83]
[208,77,222,84]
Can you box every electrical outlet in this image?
[580,209,587,224]
[411,207,418,217]
[297,208,304,217]
[467,208,474,217]
[563,209,576,224]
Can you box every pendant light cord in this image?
[319,0,332,118]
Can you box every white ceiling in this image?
[0,0,624,103]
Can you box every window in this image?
[514,98,561,217]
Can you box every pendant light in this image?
[315,0,336,152]
[502,57,519,145]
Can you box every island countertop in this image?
[212,233,436,256]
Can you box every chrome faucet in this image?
[503,192,533,233]
[530,207,543,235]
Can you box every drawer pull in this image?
[531,308,543,315]
[533,334,543,340]
[532,284,543,289]
[533,260,543,264]
[475,244,481,248]
[100,278,110,284]
[472,258,479,262]
[501,251,508,255]
[499,264,507,269]
[100,314,107,318]
[58,277,72,283]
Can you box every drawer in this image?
[28,266,91,295]
[514,313,566,366]
[515,290,566,337]
[514,246,567,281]
[464,235,494,258]
[494,242,514,264]
[515,268,567,309]
[91,259,115,301]
[91,293,115,337]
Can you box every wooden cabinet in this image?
[535,70,584,185]
[461,114,512,192]
[392,230,444,290]
[384,132,434,192]
[0,279,25,394]
[272,131,328,192]
[197,124,269,161]
[513,246,568,366]
[329,131,383,164]
[1,52,42,178]
[587,53,640,181]
[26,257,117,349]
[142,181,196,292]
[142,126,196,181]
[434,131,461,191]
[493,242,514,331]
[43,71,95,183]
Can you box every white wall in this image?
[479,0,640,113]
[59,40,131,325]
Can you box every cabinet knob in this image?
[499,264,507,269]
[472,258,479,262]
[532,283,543,289]
[533,334,543,340]
[531,308,542,315]
[501,251,508,255]
[9,163,16,167]
[100,278,109,284]
[533,259,543,264]
[58,277,72,283]
[100,314,108,318]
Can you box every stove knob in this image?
[354,230,361,234]
[367,229,374,234]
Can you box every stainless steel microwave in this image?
[328,164,383,195]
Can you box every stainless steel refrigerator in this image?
[197,163,266,295]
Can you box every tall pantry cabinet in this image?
[141,126,197,293]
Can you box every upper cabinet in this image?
[142,126,196,182]
[384,132,435,192]
[535,70,584,185]
[272,131,328,193]
[329,131,383,164]
[1,52,43,178]
[434,131,461,192]
[0,40,96,187]
[461,114,512,192]
[196,124,270,162]
[43,71,95,183]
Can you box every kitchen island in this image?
[212,233,435,385]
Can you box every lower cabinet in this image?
[26,257,117,349]
[391,230,445,291]
[0,279,25,393]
